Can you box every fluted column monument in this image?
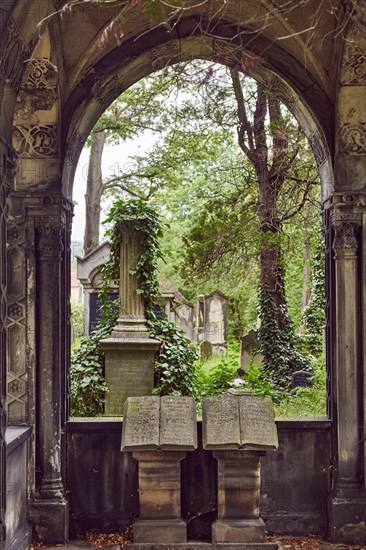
[100,221,159,415]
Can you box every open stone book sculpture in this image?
[121,395,198,451]
[202,395,278,451]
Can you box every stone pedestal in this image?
[132,451,187,543]
[29,499,70,545]
[101,339,159,416]
[212,451,265,543]
[100,222,159,414]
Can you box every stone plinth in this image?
[202,396,278,544]
[101,338,159,415]
[122,397,198,543]
[212,451,265,543]
[133,451,187,543]
[129,545,280,550]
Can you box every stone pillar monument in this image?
[100,222,159,415]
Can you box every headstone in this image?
[197,290,228,354]
[76,241,114,336]
[175,301,195,342]
[240,329,263,368]
[89,291,118,334]
[100,223,160,414]
[200,340,212,361]
[121,396,197,544]
[202,395,278,545]
[291,370,313,389]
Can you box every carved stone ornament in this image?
[95,74,122,111]
[13,124,57,157]
[342,45,366,85]
[36,221,64,260]
[0,18,30,91]
[213,39,242,66]
[149,41,181,71]
[333,221,360,252]
[23,58,57,89]
[345,2,366,39]
[308,131,327,165]
[270,76,296,110]
[339,122,366,155]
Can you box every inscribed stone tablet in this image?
[159,396,197,450]
[291,370,313,389]
[238,396,278,451]
[121,396,160,451]
[202,396,241,449]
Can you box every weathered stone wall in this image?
[68,419,331,538]
[5,426,32,550]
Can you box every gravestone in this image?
[291,370,313,389]
[100,223,160,414]
[197,290,228,354]
[200,340,212,361]
[121,396,197,543]
[240,330,263,368]
[175,301,195,342]
[202,395,278,545]
[77,242,115,335]
[89,291,118,334]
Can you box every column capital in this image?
[35,216,64,261]
[332,220,360,255]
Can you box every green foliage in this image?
[70,298,84,339]
[103,198,198,397]
[194,350,240,406]
[301,223,326,355]
[152,316,198,396]
[242,364,283,402]
[258,285,311,388]
[275,352,326,418]
[70,322,114,417]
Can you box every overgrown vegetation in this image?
[70,199,198,416]
[71,59,327,416]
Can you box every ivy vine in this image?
[301,223,326,356]
[104,199,198,397]
[71,199,198,416]
[258,285,311,388]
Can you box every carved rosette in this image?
[36,220,64,261]
[333,221,360,256]
[339,122,366,155]
[149,41,181,71]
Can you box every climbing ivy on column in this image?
[103,198,198,396]
[71,199,198,416]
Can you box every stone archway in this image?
[1,0,366,545]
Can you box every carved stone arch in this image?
[335,20,366,191]
[61,30,334,201]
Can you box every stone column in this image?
[132,451,187,543]
[212,450,265,543]
[101,222,159,415]
[113,221,150,335]
[328,206,366,543]
[29,213,69,543]
[0,142,15,546]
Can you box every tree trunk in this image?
[299,237,313,334]
[83,130,106,256]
